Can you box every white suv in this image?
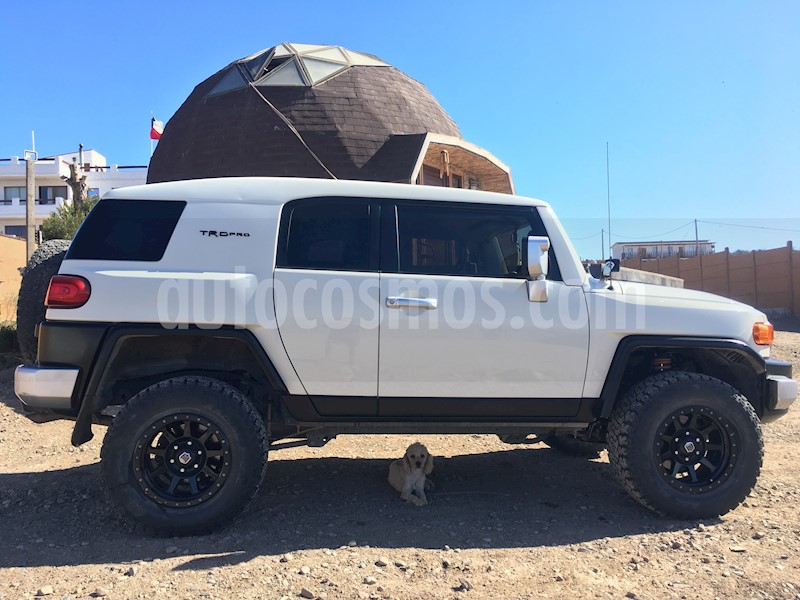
[15,177,796,534]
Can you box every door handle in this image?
[385,296,438,309]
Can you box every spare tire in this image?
[16,239,71,363]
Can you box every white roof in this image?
[104,177,548,208]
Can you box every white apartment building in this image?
[612,240,715,260]
[0,149,146,238]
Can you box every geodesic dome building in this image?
[148,43,513,193]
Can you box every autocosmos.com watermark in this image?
[155,272,649,332]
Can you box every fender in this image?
[70,324,288,445]
[598,335,767,419]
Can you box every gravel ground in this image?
[1,324,800,600]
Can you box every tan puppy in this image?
[388,442,434,506]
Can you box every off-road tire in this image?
[101,376,269,535]
[607,371,762,519]
[16,239,71,362]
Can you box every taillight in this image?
[753,322,774,346]
[45,275,91,308]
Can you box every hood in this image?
[615,280,763,312]
[589,279,770,358]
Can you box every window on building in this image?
[37,186,68,205]
[451,174,463,189]
[421,165,445,187]
[5,225,28,238]
[3,187,26,205]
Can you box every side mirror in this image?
[523,236,550,279]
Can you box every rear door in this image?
[273,198,381,415]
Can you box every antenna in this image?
[606,142,611,258]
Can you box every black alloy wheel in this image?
[654,406,734,494]
[134,414,233,508]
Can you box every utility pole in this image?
[24,149,37,261]
[695,219,704,289]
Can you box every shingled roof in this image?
[147,43,462,184]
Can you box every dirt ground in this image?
[2,323,800,600]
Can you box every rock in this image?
[36,586,54,597]
[91,589,109,598]
[125,566,138,577]
[443,559,451,569]
[299,588,315,599]
[395,560,408,569]
[299,566,311,575]
[729,546,747,553]
[626,593,640,600]
[363,576,377,585]
[554,575,565,582]
[671,541,682,550]
[347,540,358,547]
[752,532,766,540]
[281,554,294,562]
[457,578,473,591]
[375,557,389,567]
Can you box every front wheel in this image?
[101,376,269,535]
[607,372,763,519]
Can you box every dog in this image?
[388,442,434,506]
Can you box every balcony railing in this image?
[2,198,58,206]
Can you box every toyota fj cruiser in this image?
[15,177,797,534]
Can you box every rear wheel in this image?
[101,376,269,535]
[607,372,762,519]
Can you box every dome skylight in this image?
[208,43,390,96]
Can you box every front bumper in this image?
[15,365,79,411]
[765,359,797,414]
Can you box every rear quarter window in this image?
[66,199,186,261]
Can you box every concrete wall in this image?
[0,235,25,322]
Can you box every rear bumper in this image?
[15,365,80,410]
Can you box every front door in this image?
[378,201,589,418]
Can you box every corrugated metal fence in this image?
[622,242,800,315]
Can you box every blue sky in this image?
[2,0,798,259]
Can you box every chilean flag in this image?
[150,117,164,140]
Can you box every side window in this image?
[279,200,371,271]
[394,204,559,279]
[66,199,186,261]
